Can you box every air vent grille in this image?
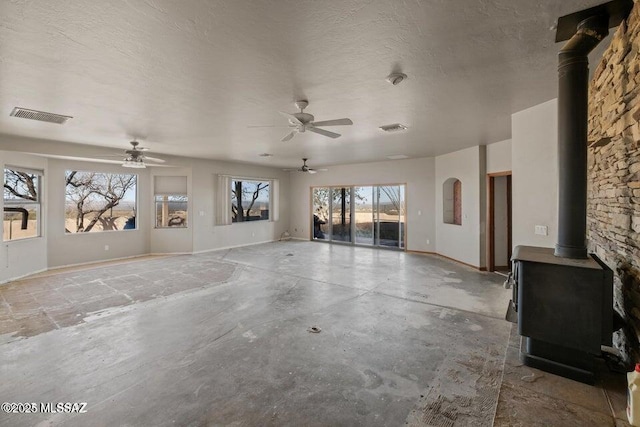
[10,107,73,124]
[379,123,408,132]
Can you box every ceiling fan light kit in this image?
[122,157,146,168]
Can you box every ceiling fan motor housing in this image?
[291,112,314,126]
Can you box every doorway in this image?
[487,172,512,272]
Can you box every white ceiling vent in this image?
[10,107,73,124]
[379,123,408,133]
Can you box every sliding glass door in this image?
[311,184,406,249]
[312,187,330,240]
[377,185,405,249]
[354,186,374,245]
[331,187,351,242]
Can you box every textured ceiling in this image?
[0,0,612,168]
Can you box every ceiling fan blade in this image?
[281,131,296,142]
[308,127,341,139]
[143,156,166,163]
[248,125,293,128]
[311,118,353,127]
[278,111,303,126]
[316,168,328,172]
[307,169,318,174]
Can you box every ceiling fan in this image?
[250,100,353,142]
[104,140,166,168]
[284,158,327,174]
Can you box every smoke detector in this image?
[379,123,408,132]
[386,73,407,85]
[10,107,73,124]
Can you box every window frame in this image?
[64,170,138,234]
[230,178,273,223]
[3,167,43,242]
[154,194,189,228]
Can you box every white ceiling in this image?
[0,0,611,168]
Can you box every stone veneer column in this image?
[588,2,640,362]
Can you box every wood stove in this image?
[510,246,613,383]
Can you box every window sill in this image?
[3,236,42,244]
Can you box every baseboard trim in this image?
[0,268,48,285]
[408,251,486,271]
[192,239,278,254]
[406,250,437,256]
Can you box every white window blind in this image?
[154,176,187,195]
[270,179,279,222]
[216,174,232,226]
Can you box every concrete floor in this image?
[0,241,629,426]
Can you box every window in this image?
[3,167,42,241]
[155,196,188,227]
[231,179,270,222]
[65,171,137,233]
[154,174,188,228]
[443,178,462,225]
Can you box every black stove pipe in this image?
[555,15,609,259]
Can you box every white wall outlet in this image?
[418,210,422,216]
[534,225,548,236]
[252,232,255,237]
[104,245,110,251]
[199,211,205,216]
[426,239,430,245]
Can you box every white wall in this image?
[1,151,48,283]
[288,157,435,253]
[435,146,486,268]
[512,98,558,248]
[486,139,512,173]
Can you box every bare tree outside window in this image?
[3,168,41,241]
[4,170,38,202]
[231,180,270,222]
[65,171,137,233]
